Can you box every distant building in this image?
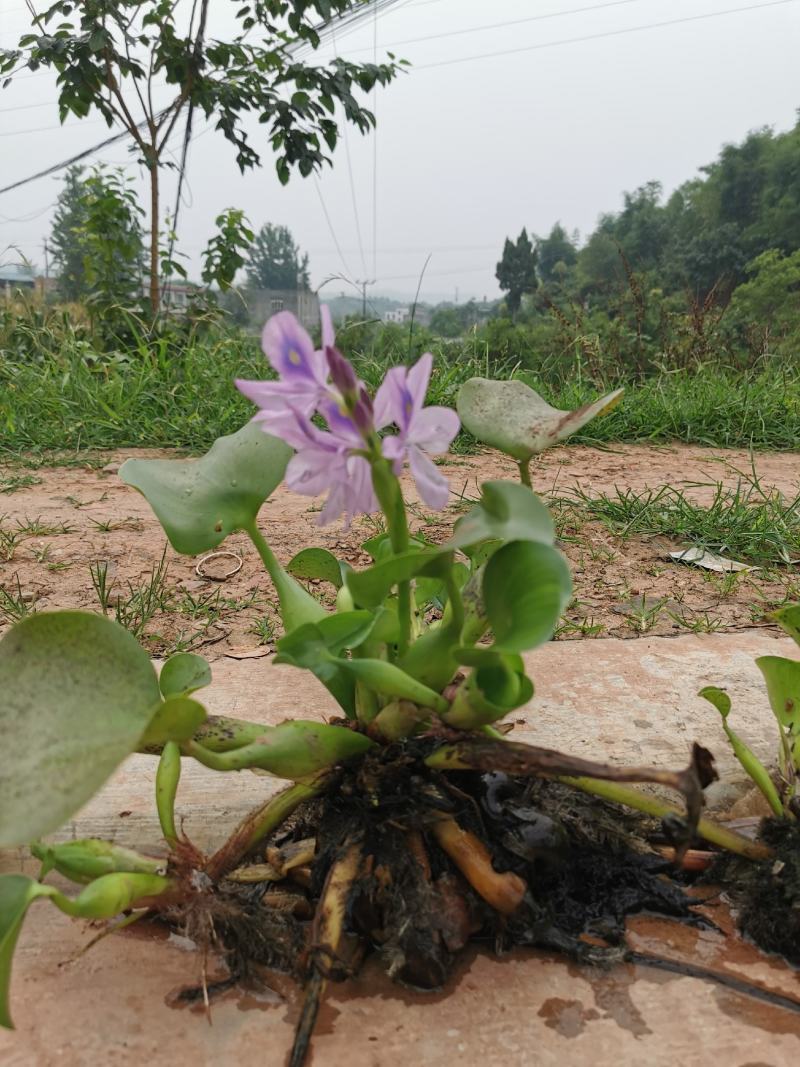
[162,282,202,312]
[383,306,411,324]
[246,288,320,330]
[1,263,36,299]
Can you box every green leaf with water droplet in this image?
[120,421,292,555]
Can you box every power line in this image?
[330,23,368,278]
[313,177,355,282]
[0,116,110,137]
[415,0,800,70]
[347,0,658,52]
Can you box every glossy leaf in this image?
[483,540,572,652]
[346,549,453,609]
[158,652,212,698]
[120,421,291,555]
[0,875,47,1029]
[448,481,555,551]
[0,612,161,848]
[756,655,800,729]
[445,650,534,728]
[138,696,208,748]
[699,686,784,818]
[275,611,378,716]
[457,377,623,461]
[773,604,800,647]
[287,547,344,589]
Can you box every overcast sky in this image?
[1,0,798,301]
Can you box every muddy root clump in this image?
[710,817,800,966]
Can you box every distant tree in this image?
[495,228,538,315]
[1,1,399,316]
[429,306,462,338]
[49,166,144,312]
[536,223,577,286]
[728,248,800,331]
[245,223,310,290]
[203,210,254,292]
[50,167,91,301]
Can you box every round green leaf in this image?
[120,421,292,555]
[483,540,572,652]
[448,481,555,551]
[287,547,344,589]
[457,378,623,461]
[0,612,161,848]
[138,695,208,748]
[756,655,800,728]
[159,651,212,698]
[773,605,800,647]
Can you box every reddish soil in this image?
[0,442,798,658]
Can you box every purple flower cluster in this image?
[236,308,459,525]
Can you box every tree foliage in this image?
[1,1,399,315]
[245,222,310,290]
[49,165,144,312]
[495,228,537,315]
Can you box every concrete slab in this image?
[2,630,799,1064]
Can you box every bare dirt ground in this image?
[1,442,798,659]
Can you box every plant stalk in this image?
[558,775,773,861]
[205,776,327,881]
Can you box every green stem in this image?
[205,777,327,880]
[155,741,181,846]
[244,520,324,631]
[443,567,465,636]
[518,458,532,488]
[370,458,412,656]
[558,775,773,861]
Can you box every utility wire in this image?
[415,0,800,70]
[347,0,658,52]
[313,177,355,282]
[330,23,368,278]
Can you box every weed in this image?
[88,516,143,532]
[0,474,41,494]
[248,616,275,644]
[89,560,115,613]
[16,516,73,537]
[562,472,800,566]
[0,576,35,622]
[0,523,20,563]
[91,550,172,638]
[29,544,53,564]
[668,608,723,634]
[622,594,669,634]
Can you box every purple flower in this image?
[282,411,377,527]
[374,352,460,510]
[235,308,332,419]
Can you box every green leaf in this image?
[0,612,161,848]
[773,605,800,647]
[346,549,453,609]
[699,686,784,818]
[120,421,291,555]
[457,378,623,461]
[275,611,378,716]
[483,540,572,652]
[444,650,534,728]
[448,481,555,551]
[138,696,207,748]
[698,686,731,718]
[158,652,212,698]
[755,655,800,729]
[0,875,48,1029]
[287,547,344,589]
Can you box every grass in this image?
[557,471,800,566]
[1,328,800,456]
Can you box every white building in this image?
[383,307,411,324]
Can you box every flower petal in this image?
[407,405,460,454]
[405,353,433,419]
[373,366,407,430]
[408,445,450,510]
[262,311,325,384]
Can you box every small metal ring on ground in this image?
[195,551,243,581]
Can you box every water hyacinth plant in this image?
[0,310,768,1062]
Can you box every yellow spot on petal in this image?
[289,349,301,365]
